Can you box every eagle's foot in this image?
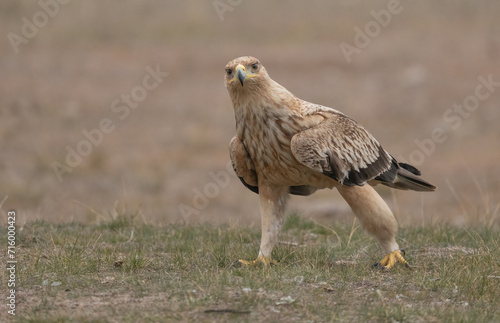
[233,255,277,268]
[373,249,411,270]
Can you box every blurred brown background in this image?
[1,1,499,227]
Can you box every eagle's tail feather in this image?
[374,161,436,192]
[393,169,436,191]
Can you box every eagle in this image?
[224,56,435,269]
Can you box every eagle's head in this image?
[224,56,270,91]
[224,56,294,110]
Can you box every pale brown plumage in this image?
[225,56,435,268]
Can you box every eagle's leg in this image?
[337,185,410,269]
[235,184,288,267]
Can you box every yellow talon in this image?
[374,249,411,269]
[234,255,277,267]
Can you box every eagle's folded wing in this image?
[229,136,259,194]
[290,111,393,186]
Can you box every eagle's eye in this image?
[225,68,233,76]
[250,63,259,72]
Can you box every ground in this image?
[1,1,499,322]
[2,214,499,322]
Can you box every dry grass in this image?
[3,214,499,322]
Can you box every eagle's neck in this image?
[232,79,297,125]
[232,79,305,143]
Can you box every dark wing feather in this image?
[289,185,317,196]
[237,176,259,194]
[236,178,317,196]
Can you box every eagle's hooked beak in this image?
[236,64,247,87]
